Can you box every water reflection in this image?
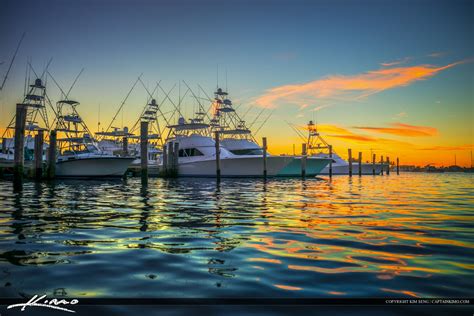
[0,174,473,298]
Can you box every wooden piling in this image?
[1,138,6,154]
[386,156,390,175]
[329,145,333,178]
[348,148,352,177]
[215,131,221,178]
[397,157,400,175]
[380,155,384,175]
[372,153,376,175]
[301,143,307,178]
[122,136,128,156]
[167,142,173,173]
[34,130,44,179]
[162,144,168,173]
[47,130,57,179]
[358,151,362,177]
[13,104,27,178]
[262,137,267,178]
[173,142,179,174]
[140,121,148,177]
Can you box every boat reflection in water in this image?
[0,173,473,298]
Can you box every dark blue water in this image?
[0,173,473,299]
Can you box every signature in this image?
[7,294,79,313]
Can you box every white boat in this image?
[289,120,387,175]
[166,133,293,177]
[208,88,331,176]
[316,152,384,175]
[220,137,330,176]
[54,100,134,177]
[1,78,50,163]
[56,150,135,177]
[96,97,164,171]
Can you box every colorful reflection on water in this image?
[0,173,472,298]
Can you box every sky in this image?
[1,0,473,166]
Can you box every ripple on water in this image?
[0,173,473,298]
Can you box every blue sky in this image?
[1,0,473,165]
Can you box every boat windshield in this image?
[230,148,264,156]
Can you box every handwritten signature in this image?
[7,294,79,313]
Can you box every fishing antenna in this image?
[285,120,306,142]
[102,74,143,135]
[254,109,275,136]
[0,32,25,91]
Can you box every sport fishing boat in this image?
[163,115,294,177]
[54,99,134,177]
[316,152,384,175]
[1,77,51,165]
[294,120,385,175]
[96,98,164,174]
[208,88,331,176]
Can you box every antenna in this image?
[216,64,219,89]
[1,32,25,91]
[225,68,228,92]
[98,103,101,132]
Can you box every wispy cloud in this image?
[354,122,437,137]
[381,57,411,67]
[428,52,447,58]
[394,112,407,118]
[254,59,470,109]
[419,144,473,151]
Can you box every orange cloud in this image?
[299,124,413,146]
[354,122,437,137]
[254,60,469,108]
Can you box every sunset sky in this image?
[1,0,473,166]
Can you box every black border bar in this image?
[0,298,472,306]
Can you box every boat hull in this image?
[177,156,293,177]
[55,157,134,177]
[278,157,332,176]
[320,163,385,175]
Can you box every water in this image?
[0,173,473,299]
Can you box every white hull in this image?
[55,157,134,177]
[320,163,385,175]
[177,156,293,177]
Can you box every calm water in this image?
[0,173,473,299]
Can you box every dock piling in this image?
[122,136,128,156]
[348,148,352,177]
[140,121,148,178]
[13,104,27,178]
[380,155,384,175]
[262,137,267,178]
[372,153,376,175]
[34,130,44,179]
[47,130,57,179]
[215,131,221,179]
[1,138,6,154]
[173,142,179,174]
[162,144,168,173]
[167,142,173,173]
[301,143,307,178]
[397,157,400,175]
[358,152,362,177]
[329,145,333,178]
[386,156,390,175]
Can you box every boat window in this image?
[230,148,263,155]
[178,148,204,157]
